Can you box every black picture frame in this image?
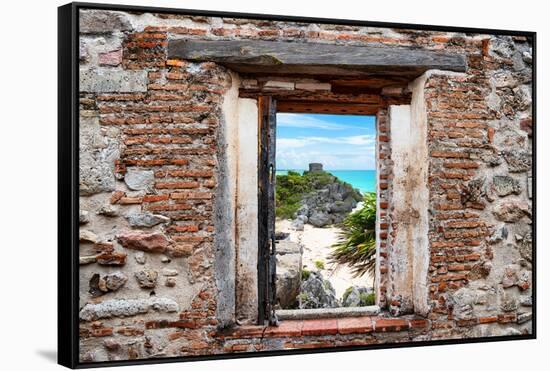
[58,2,537,368]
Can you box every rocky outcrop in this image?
[275,240,302,309]
[298,271,339,309]
[342,286,374,307]
[293,174,362,228]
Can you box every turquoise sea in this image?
[276,169,376,194]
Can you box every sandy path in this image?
[276,219,374,300]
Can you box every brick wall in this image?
[78,9,533,362]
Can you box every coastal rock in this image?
[275,241,302,309]
[342,286,374,307]
[308,211,331,227]
[299,271,338,309]
[291,218,305,231]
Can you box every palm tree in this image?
[329,192,377,277]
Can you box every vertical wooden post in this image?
[257,96,278,325]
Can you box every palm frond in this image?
[329,192,377,277]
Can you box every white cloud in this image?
[277,135,375,150]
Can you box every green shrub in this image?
[329,192,377,277]
[360,292,375,306]
[314,260,325,270]
[301,268,311,281]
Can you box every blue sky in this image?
[276,113,376,170]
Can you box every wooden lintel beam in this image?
[277,101,380,115]
[168,39,467,77]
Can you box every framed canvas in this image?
[58,2,536,368]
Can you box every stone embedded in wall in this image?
[161,268,178,276]
[80,69,148,93]
[492,175,521,196]
[502,150,532,173]
[80,210,90,224]
[517,312,532,324]
[135,268,158,288]
[461,178,485,204]
[89,272,128,297]
[124,169,155,192]
[98,49,123,66]
[79,297,179,321]
[80,230,99,244]
[502,265,519,288]
[165,278,176,287]
[96,252,127,266]
[117,231,170,253]
[80,116,119,195]
[488,225,508,244]
[103,339,120,351]
[80,10,132,34]
[520,296,532,307]
[493,202,531,222]
[450,288,475,320]
[80,256,97,265]
[134,251,146,264]
[126,212,170,228]
[166,243,193,257]
[97,204,119,217]
[500,293,518,312]
[518,232,532,262]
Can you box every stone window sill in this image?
[216,316,429,339]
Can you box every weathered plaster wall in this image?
[77,8,533,362]
[235,98,259,324]
[386,105,415,315]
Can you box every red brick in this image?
[264,320,303,337]
[479,316,498,324]
[167,169,214,178]
[90,327,113,337]
[143,194,169,202]
[155,181,200,189]
[431,150,470,158]
[408,319,429,329]
[374,318,408,332]
[302,319,338,336]
[443,162,479,169]
[171,192,212,200]
[166,225,200,233]
[118,196,143,205]
[337,317,373,334]
[110,191,125,204]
